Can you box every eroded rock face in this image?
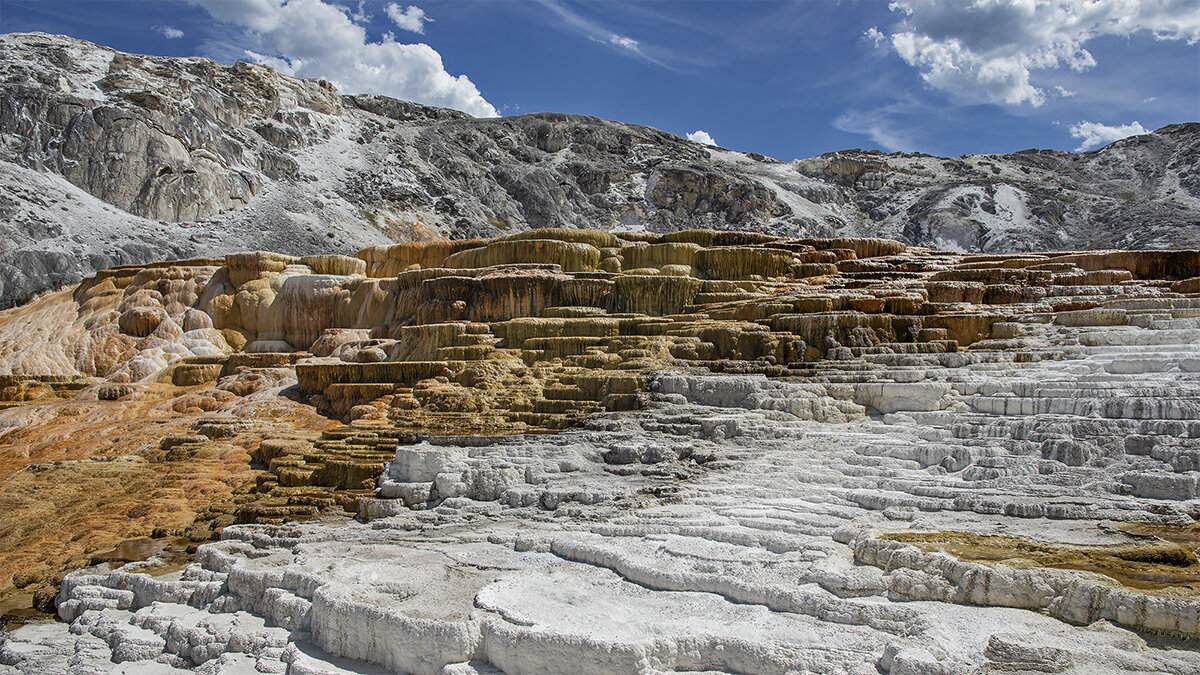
[1,32,1198,308]
[2,229,1200,672]
[0,33,339,221]
[795,132,1200,254]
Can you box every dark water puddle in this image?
[90,537,165,564]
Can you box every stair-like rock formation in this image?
[2,228,1200,672]
[5,228,1200,529]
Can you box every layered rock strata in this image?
[1,229,1200,671]
[2,32,1198,307]
[0,372,338,620]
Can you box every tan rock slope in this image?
[1,228,1200,672]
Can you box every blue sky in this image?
[3,0,1197,159]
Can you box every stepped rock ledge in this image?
[0,225,1199,673]
[0,30,1199,675]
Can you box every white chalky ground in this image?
[4,309,1200,674]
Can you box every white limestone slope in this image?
[5,305,1200,673]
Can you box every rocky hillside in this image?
[1,31,1197,307]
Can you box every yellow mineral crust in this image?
[880,530,1200,596]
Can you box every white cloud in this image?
[832,107,915,153]
[1054,85,1076,97]
[686,130,717,146]
[536,0,664,66]
[609,35,639,52]
[190,0,497,117]
[864,26,886,47]
[880,1,1200,106]
[1069,120,1149,151]
[386,4,429,34]
[1144,96,1158,103]
[156,25,185,39]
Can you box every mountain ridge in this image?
[1,31,1197,308]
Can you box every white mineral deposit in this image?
[1,11,1199,675]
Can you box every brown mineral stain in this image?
[882,529,1200,597]
[0,383,335,612]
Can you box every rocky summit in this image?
[1,32,1199,309]
[0,223,1198,673]
[1,28,1200,675]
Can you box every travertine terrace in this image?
[1,227,1200,673]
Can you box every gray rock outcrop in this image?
[0,31,1197,307]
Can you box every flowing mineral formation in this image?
[0,228,1198,673]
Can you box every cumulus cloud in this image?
[386,4,429,34]
[1069,120,1149,151]
[156,25,185,39]
[686,130,717,146]
[880,0,1200,106]
[190,0,497,117]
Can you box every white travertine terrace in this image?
[0,27,1198,674]
[4,300,1200,674]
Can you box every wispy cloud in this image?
[832,98,924,153]
[863,26,886,48]
[155,25,185,39]
[609,34,639,52]
[536,0,667,67]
